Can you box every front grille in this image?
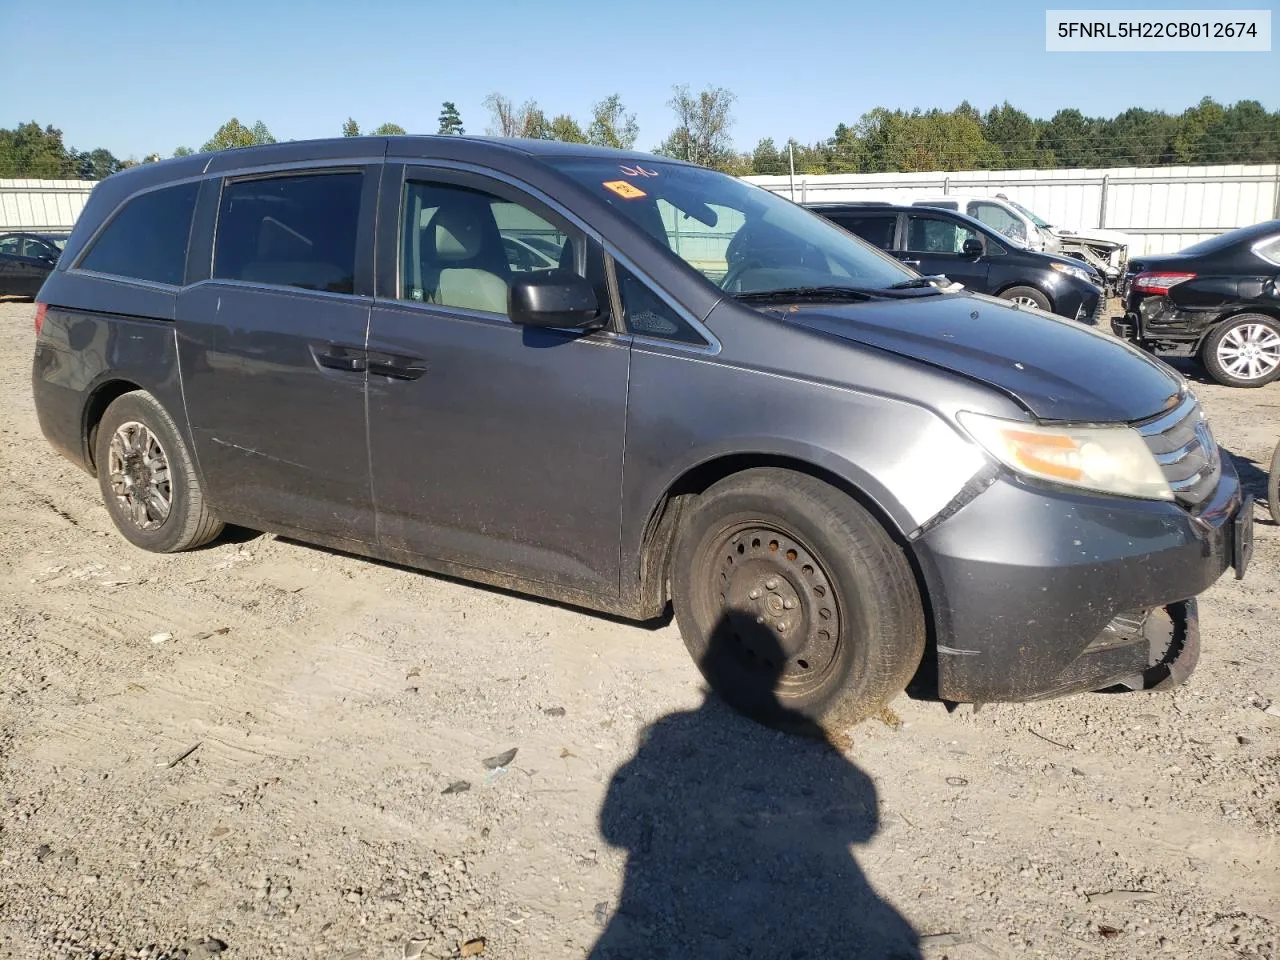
[1136,393,1221,507]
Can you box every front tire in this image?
[94,390,223,552]
[1202,314,1280,388]
[671,468,925,736]
[999,285,1052,312]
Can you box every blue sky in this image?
[7,0,1277,159]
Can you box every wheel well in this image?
[83,379,143,474]
[637,454,912,611]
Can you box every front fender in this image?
[618,346,991,604]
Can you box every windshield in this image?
[1004,198,1052,229]
[548,158,915,295]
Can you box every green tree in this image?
[657,84,737,170]
[68,147,121,180]
[854,106,998,173]
[173,146,195,158]
[372,122,407,136]
[0,122,74,178]
[983,102,1053,168]
[342,117,360,137]
[547,114,588,143]
[1039,108,1100,168]
[587,94,639,149]
[749,137,787,175]
[202,118,275,152]
[438,102,465,135]
[1200,99,1280,164]
[1099,108,1176,166]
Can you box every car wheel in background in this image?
[1202,314,1280,388]
[999,285,1052,312]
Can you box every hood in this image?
[1052,226,1132,249]
[776,292,1184,423]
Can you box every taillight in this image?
[1131,272,1196,295]
[34,302,47,336]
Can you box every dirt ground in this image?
[1,297,1277,960]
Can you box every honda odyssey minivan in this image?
[31,136,1251,734]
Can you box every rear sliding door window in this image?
[78,181,198,285]
[214,172,362,294]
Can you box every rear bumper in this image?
[913,462,1243,703]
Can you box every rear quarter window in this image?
[78,181,199,286]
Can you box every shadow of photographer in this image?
[589,612,921,959]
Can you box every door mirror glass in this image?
[509,271,602,330]
[961,237,984,258]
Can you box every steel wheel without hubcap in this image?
[107,421,171,530]
[711,522,841,699]
[1216,322,1280,382]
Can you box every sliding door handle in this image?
[313,342,367,373]
[366,351,427,381]
[367,359,427,381]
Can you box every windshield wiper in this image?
[734,285,880,303]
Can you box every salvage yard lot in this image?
[0,298,1277,959]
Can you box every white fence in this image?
[744,164,1280,255]
[5,165,1280,257]
[0,179,96,234]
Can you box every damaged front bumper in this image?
[912,462,1247,704]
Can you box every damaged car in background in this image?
[1112,219,1280,387]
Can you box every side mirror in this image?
[509,271,603,330]
[961,237,984,258]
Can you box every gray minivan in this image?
[31,136,1251,733]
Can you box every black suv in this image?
[808,202,1104,323]
[30,137,1248,734]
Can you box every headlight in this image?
[958,412,1173,501]
[1049,261,1096,284]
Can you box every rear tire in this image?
[1201,314,1280,388]
[671,468,925,737]
[999,285,1052,312]
[94,390,223,552]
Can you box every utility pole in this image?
[788,142,796,201]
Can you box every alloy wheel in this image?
[1216,323,1280,381]
[106,421,172,530]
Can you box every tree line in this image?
[3,92,1277,181]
